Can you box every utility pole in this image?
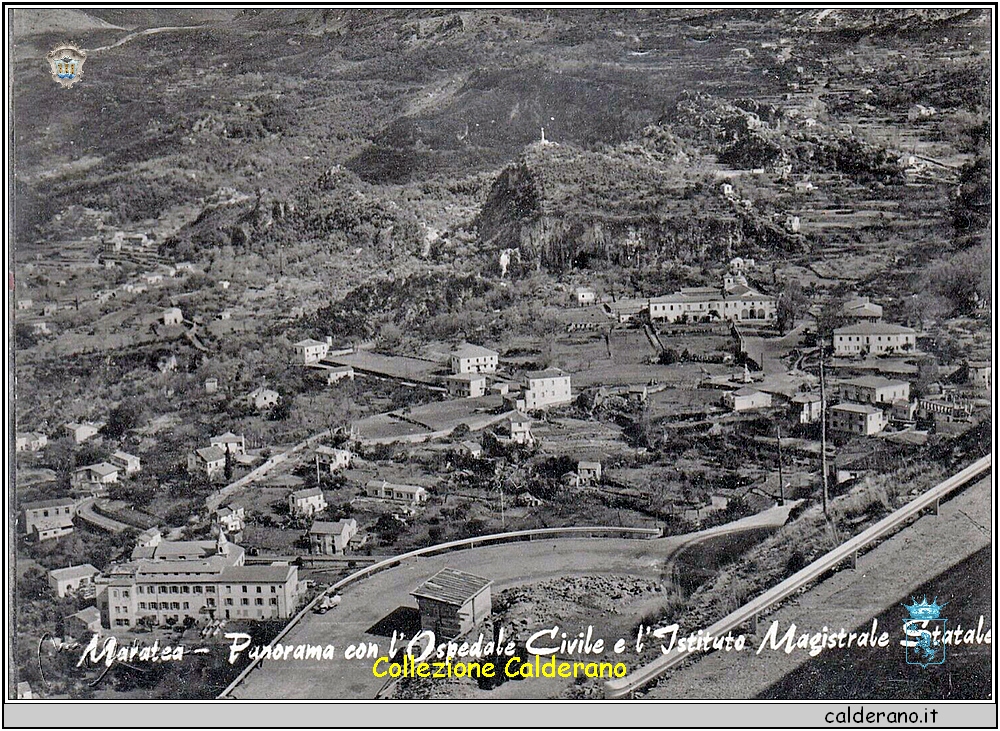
[819,338,829,517]
[776,423,785,506]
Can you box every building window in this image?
[159,586,167,593]
[242,585,248,593]
[183,602,189,610]
[122,590,130,598]
[172,602,181,610]
[206,586,215,594]
[170,586,179,594]
[182,586,190,594]
[225,598,233,606]
[256,586,262,593]
[206,598,216,607]
[241,598,249,606]
[255,598,263,606]
[270,586,277,593]
[193,586,202,594]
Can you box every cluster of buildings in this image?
[648,277,777,325]
[187,432,247,478]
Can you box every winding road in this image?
[226,500,800,699]
[75,497,130,533]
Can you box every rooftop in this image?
[76,462,119,477]
[22,497,75,510]
[447,372,487,382]
[452,343,498,359]
[49,564,99,581]
[525,368,569,380]
[196,445,226,463]
[791,392,821,403]
[309,519,357,535]
[831,402,882,414]
[842,376,910,389]
[294,338,328,347]
[218,564,296,583]
[211,431,243,443]
[290,486,324,499]
[834,322,916,336]
[411,567,492,607]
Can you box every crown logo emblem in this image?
[902,596,946,621]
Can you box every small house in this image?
[162,307,183,326]
[21,498,76,538]
[574,287,597,306]
[327,366,355,384]
[292,338,330,365]
[64,606,103,639]
[829,403,887,436]
[509,411,533,445]
[71,463,119,491]
[364,480,428,504]
[411,568,492,640]
[216,505,245,534]
[723,387,772,412]
[15,432,47,452]
[64,422,103,444]
[577,461,602,485]
[205,378,219,394]
[48,564,99,598]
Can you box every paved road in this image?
[229,501,800,699]
[75,498,129,533]
[643,475,991,699]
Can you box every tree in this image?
[102,399,145,440]
[14,323,38,348]
[777,278,808,334]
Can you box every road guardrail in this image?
[605,454,992,698]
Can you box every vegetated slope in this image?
[476,128,803,273]
[83,9,239,30]
[10,8,123,37]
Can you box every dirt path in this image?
[643,475,991,699]
[87,25,206,53]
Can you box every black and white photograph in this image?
[5,5,996,725]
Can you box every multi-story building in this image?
[288,486,328,517]
[450,344,499,374]
[523,369,573,410]
[308,519,358,555]
[315,445,352,473]
[188,446,226,478]
[832,323,917,357]
[838,376,910,406]
[110,450,141,476]
[100,535,301,627]
[20,498,76,540]
[508,412,533,445]
[829,403,887,436]
[210,432,246,456]
[292,338,330,364]
[649,287,777,324]
[790,393,822,424]
[446,372,487,398]
[15,432,47,452]
[967,360,992,390]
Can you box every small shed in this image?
[411,568,492,639]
